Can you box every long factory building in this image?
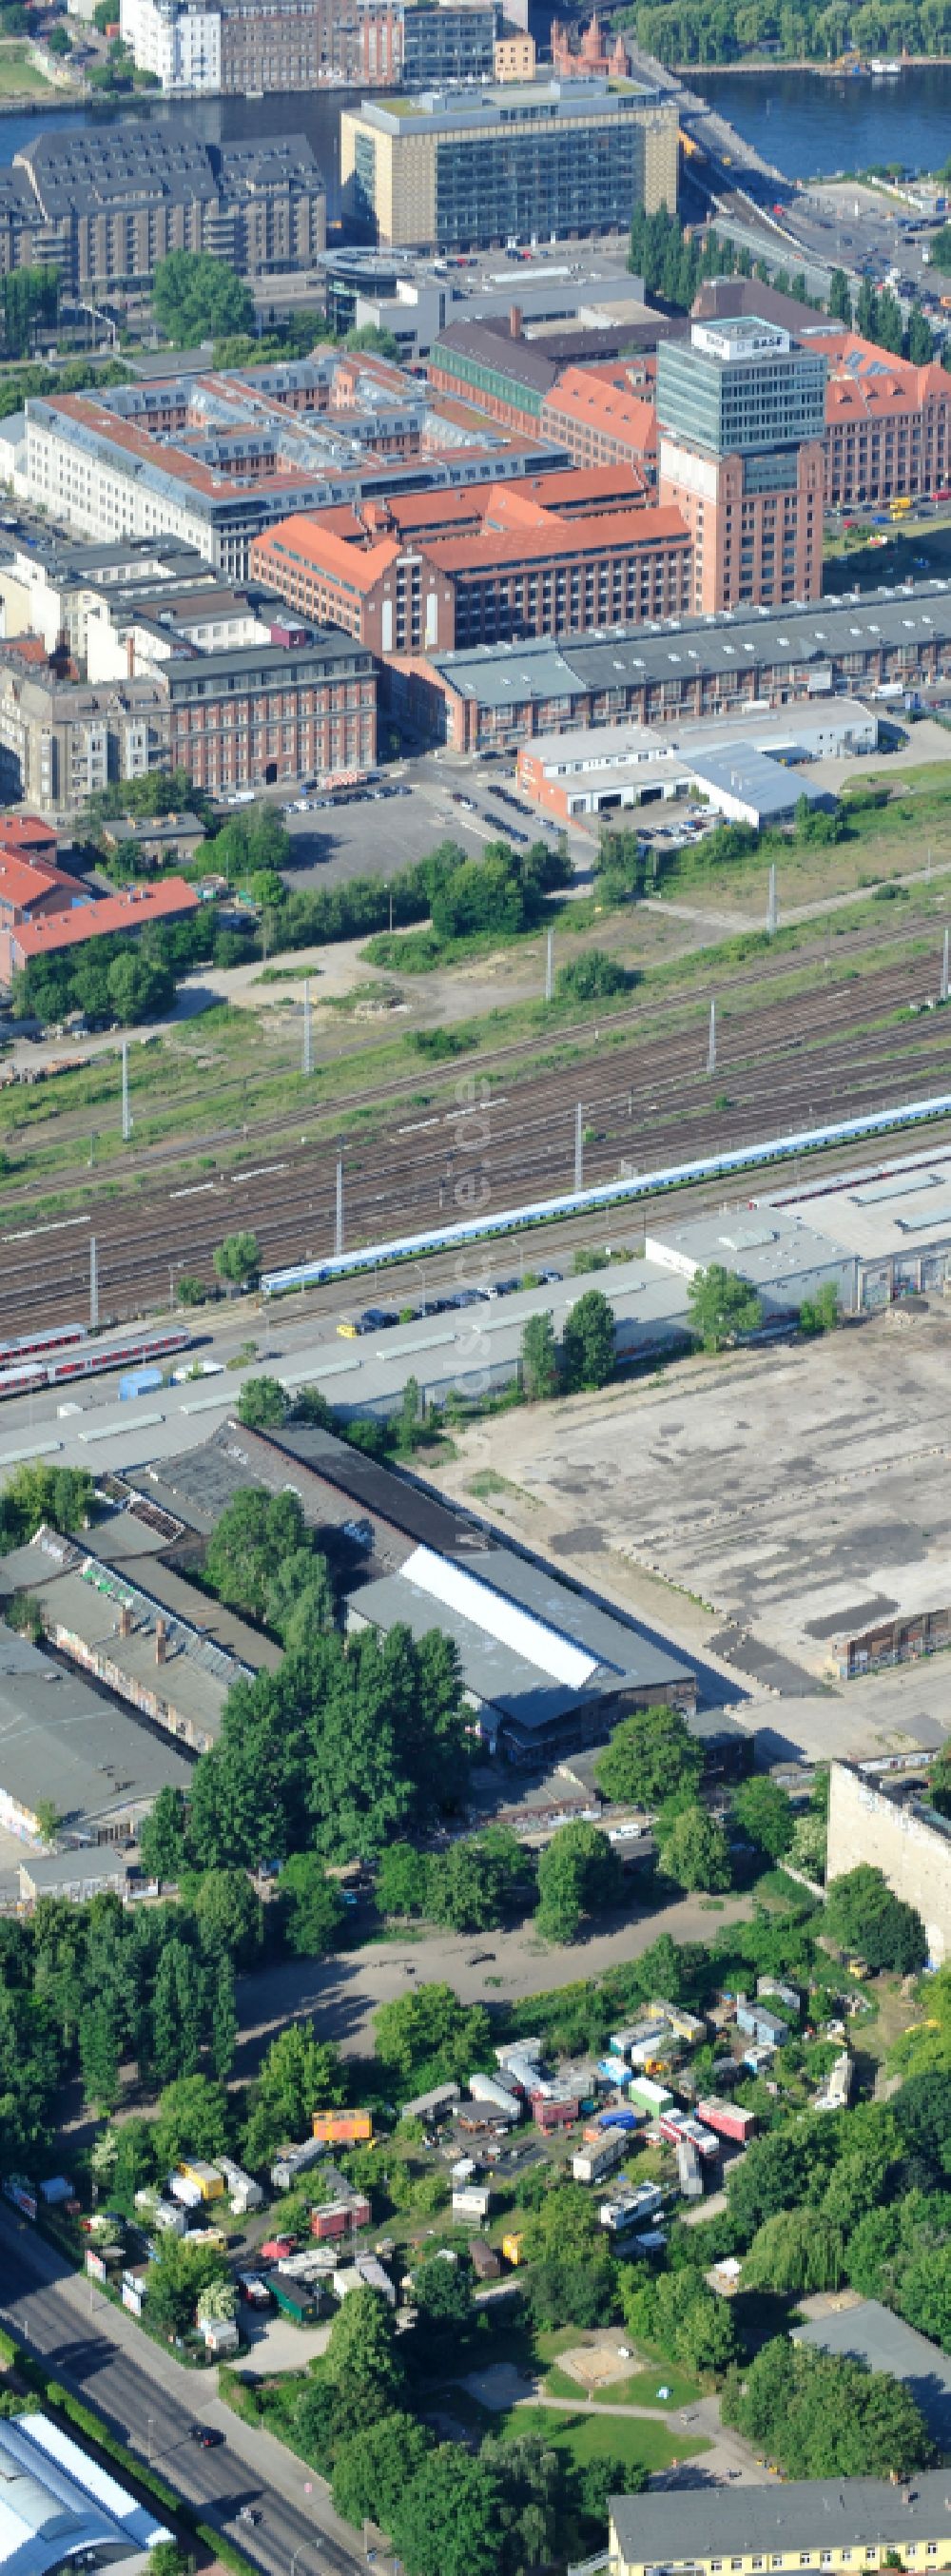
[393,577,951,751]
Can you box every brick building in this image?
[657,316,826,613]
[250,469,690,654]
[393,578,951,752]
[540,362,658,481]
[0,623,375,816]
[0,875,200,984]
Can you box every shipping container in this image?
[695,2097,757,2145]
[312,2112,373,2145]
[627,2077,674,2115]
[271,2138,325,2189]
[119,1366,164,1400]
[471,2237,501,2282]
[599,2181,663,2233]
[533,2095,578,2133]
[468,2073,521,2120]
[272,2277,321,2322]
[501,2232,524,2266]
[597,2107,644,2133]
[573,2127,630,2185]
[659,2110,720,2162]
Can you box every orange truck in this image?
[312,2111,373,2145]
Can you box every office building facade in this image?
[658,317,826,612]
[340,76,679,251]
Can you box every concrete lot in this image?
[279,760,576,897]
[436,1305,951,1755]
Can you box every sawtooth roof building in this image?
[395,577,951,750]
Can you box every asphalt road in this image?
[0,2207,362,2576]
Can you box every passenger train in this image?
[260,1087,951,1298]
[0,1327,193,1403]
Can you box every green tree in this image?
[800,1281,841,1337]
[243,2020,345,2167]
[151,2075,229,2171]
[732,1775,794,1860]
[430,1825,528,1932]
[152,250,254,346]
[236,1374,288,1429]
[332,2411,431,2529]
[138,1786,187,1885]
[534,1821,622,1943]
[187,1865,263,1966]
[722,2337,933,2477]
[276,1853,346,1957]
[907,304,934,365]
[391,2446,502,2576]
[595,1704,703,1809]
[377,1843,433,1919]
[743,2207,845,2294]
[374,1982,492,2091]
[325,2283,404,2434]
[658,1802,731,1892]
[107,950,174,1025]
[827,265,852,325]
[147,2233,230,2338]
[520,1310,559,1401]
[149,2547,191,2576]
[824,1865,926,1973]
[687,1262,763,1353]
[204,1487,307,1622]
[556,949,630,1001]
[149,1938,206,2085]
[561,1288,615,1392]
[411,2253,476,2336]
[79,1998,122,2114]
[213,1231,261,1289]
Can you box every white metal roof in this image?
[398,1543,599,1688]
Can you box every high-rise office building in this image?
[340,76,679,252]
[657,317,826,613]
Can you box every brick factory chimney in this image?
[119,1604,132,1638]
[509,304,522,338]
[155,1618,167,1666]
[126,632,136,681]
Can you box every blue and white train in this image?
[261,1086,951,1298]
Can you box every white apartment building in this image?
[119,0,221,90]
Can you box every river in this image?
[0,56,947,214]
[689,60,951,183]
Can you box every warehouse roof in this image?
[428,577,951,707]
[795,2298,951,2449]
[0,1527,250,1748]
[353,1535,693,1736]
[611,2468,951,2566]
[763,1142,951,1263]
[0,2412,168,2576]
[0,1614,193,1833]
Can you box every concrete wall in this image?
[827,1761,951,1966]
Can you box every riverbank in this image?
[682,52,951,69]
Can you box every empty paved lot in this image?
[437,1304,951,1745]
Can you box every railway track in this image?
[2,954,951,1333]
[1,905,943,1187]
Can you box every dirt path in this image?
[231,1894,754,2078]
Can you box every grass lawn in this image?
[545,2355,702,2411]
[0,40,55,88]
[494,2403,709,2476]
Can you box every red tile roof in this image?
[423,503,688,575]
[0,853,87,913]
[13,877,200,958]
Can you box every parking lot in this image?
[276,761,578,896]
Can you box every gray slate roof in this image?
[611,2468,951,2566]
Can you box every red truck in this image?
[695,2098,757,2145]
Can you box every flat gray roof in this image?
[686,743,825,819]
[611,2467,951,2566]
[648,1203,855,1296]
[0,1528,250,1746]
[0,1617,193,1833]
[796,2299,951,2449]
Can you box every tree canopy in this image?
[595,1704,703,1809]
[687,1262,763,1353]
[824,1866,926,1974]
[152,251,254,345]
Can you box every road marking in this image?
[231,1162,289,1183]
[4,1215,91,1242]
